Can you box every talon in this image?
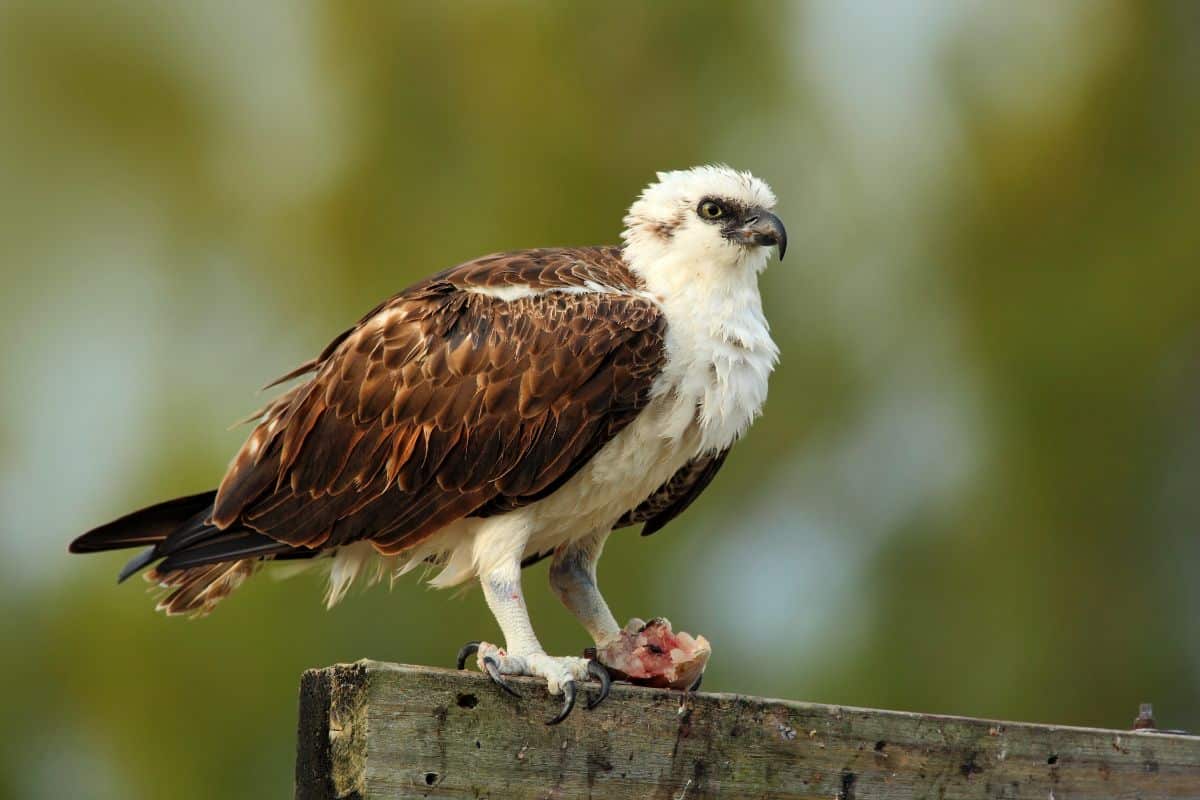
[546,680,577,725]
[688,673,703,693]
[585,659,612,710]
[455,641,480,670]
[483,656,521,697]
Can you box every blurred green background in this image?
[2,1,1200,797]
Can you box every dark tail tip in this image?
[117,546,159,583]
[69,490,217,555]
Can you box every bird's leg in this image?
[549,533,710,691]
[460,556,606,724]
[548,532,621,647]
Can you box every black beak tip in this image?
[743,208,787,262]
[770,213,788,261]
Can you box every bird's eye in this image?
[698,200,724,220]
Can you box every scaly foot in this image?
[455,641,611,724]
[595,617,710,690]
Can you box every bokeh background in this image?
[3,1,1199,797]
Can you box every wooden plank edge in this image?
[296,662,370,800]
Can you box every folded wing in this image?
[205,248,666,561]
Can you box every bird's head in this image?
[621,165,785,282]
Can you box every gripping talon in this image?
[483,656,521,697]
[455,641,480,670]
[546,680,577,725]
[585,659,612,710]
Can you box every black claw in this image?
[546,680,577,725]
[455,641,480,670]
[584,659,612,710]
[482,656,521,698]
[688,673,703,693]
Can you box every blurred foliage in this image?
[1,2,1199,798]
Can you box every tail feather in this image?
[69,491,217,554]
[117,546,158,583]
[153,507,236,559]
[156,530,296,572]
[71,489,310,613]
[148,559,259,616]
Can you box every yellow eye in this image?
[699,200,724,219]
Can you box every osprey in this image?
[70,165,785,724]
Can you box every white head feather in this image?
[621,165,780,282]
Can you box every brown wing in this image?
[616,448,730,537]
[210,247,665,557]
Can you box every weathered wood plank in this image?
[296,660,1200,799]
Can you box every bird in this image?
[69,165,785,724]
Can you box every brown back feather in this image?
[213,247,666,557]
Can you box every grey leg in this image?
[549,531,621,648]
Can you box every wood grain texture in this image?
[296,661,1200,799]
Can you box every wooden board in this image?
[295,660,1200,799]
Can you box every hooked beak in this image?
[727,207,788,260]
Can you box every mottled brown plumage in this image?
[214,247,665,556]
[73,247,696,612]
